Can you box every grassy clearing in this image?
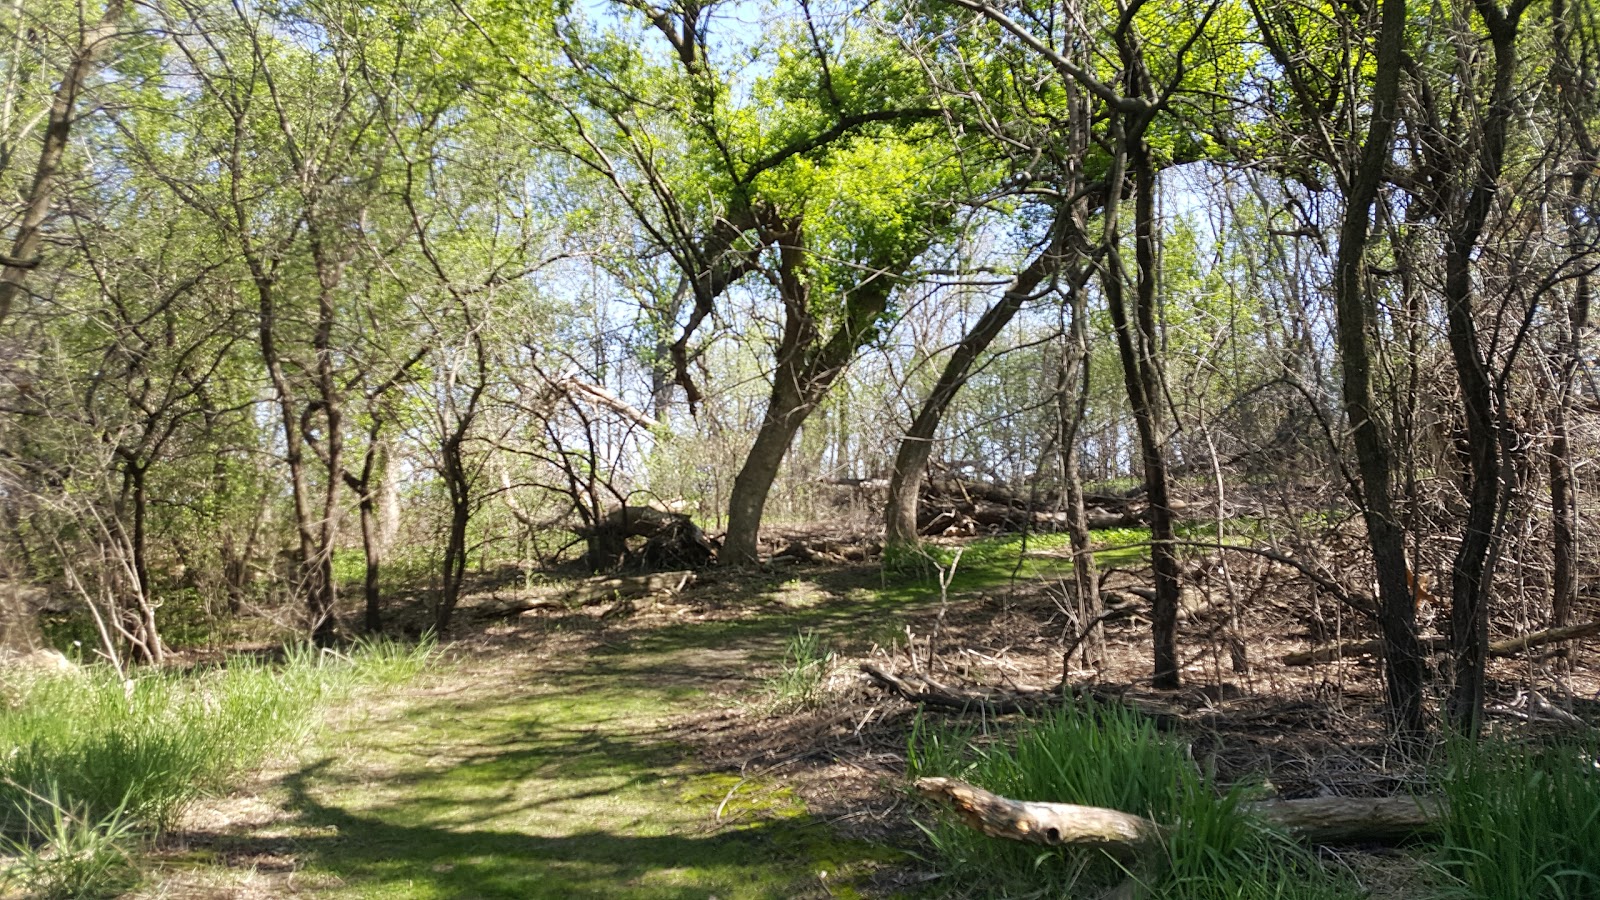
[0,636,435,898]
[907,703,1361,899]
[234,642,897,899]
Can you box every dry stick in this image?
[1285,619,1600,666]
[915,777,1443,848]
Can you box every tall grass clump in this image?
[0,637,438,838]
[1436,732,1600,899]
[907,703,1358,899]
[0,786,139,899]
[763,630,832,712]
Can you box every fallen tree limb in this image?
[859,662,1040,713]
[915,777,1156,852]
[915,777,1442,848]
[565,570,696,605]
[1284,620,1600,666]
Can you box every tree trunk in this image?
[1441,12,1525,736]
[1058,263,1101,672]
[125,461,162,665]
[1100,110,1179,689]
[435,435,471,634]
[1327,0,1424,737]
[722,226,893,566]
[723,377,810,566]
[1549,0,1594,632]
[884,218,1071,546]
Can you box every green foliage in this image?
[762,630,833,712]
[907,704,1358,899]
[0,786,139,900]
[1435,733,1600,899]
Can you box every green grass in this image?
[880,528,1154,604]
[0,637,436,896]
[256,642,897,898]
[1434,732,1600,899]
[762,629,834,712]
[0,786,139,899]
[907,703,1360,899]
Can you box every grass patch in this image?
[0,637,436,896]
[762,630,834,713]
[1435,732,1600,899]
[881,529,1153,602]
[0,787,139,899]
[264,649,895,899]
[907,703,1359,899]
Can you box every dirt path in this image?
[143,571,910,899]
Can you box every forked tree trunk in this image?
[723,230,895,567]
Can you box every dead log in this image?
[915,777,1156,853]
[859,663,1041,714]
[915,778,1442,849]
[1250,795,1444,844]
[1283,620,1600,667]
[565,570,696,605]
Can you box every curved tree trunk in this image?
[722,230,897,567]
[884,217,1071,546]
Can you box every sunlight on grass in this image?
[269,648,895,899]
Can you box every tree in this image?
[0,0,125,326]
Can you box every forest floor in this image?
[132,531,1600,899]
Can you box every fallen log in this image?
[915,777,1155,853]
[915,777,1442,848]
[1283,620,1600,666]
[565,570,696,605]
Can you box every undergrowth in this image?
[1435,731,1600,899]
[907,703,1359,899]
[0,635,436,897]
